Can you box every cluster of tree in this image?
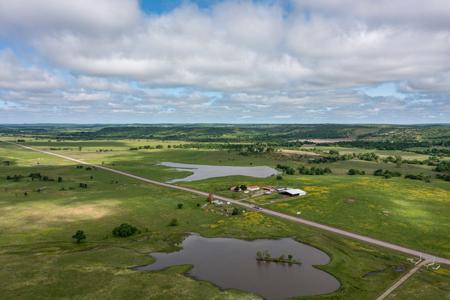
[356,152,379,161]
[276,164,296,175]
[79,183,88,188]
[436,173,450,181]
[6,173,61,182]
[413,148,450,156]
[373,169,401,179]
[256,250,300,265]
[401,159,426,165]
[6,174,24,181]
[347,169,366,175]
[96,148,114,152]
[404,174,431,182]
[434,161,450,172]
[112,223,139,237]
[337,140,449,151]
[238,143,276,155]
[433,161,450,182]
[2,160,11,166]
[309,152,378,164]
[130,145,165,151]
[29,172,55,181]
[309,156,342,163]
[298,165,332,175]
[233,184,247,192]
[172,142,277,154]
[383,155,402,167]
[308,150,354,164]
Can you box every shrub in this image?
[298,166,332,175]
[231,207,241,215]
[112,223,139,237]
[72,230,86,243]
[374,169,401,179]
[347,169,365,175]
[169,218,179,226]
[405,174,431,182]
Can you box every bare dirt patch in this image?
[0,201,119,227]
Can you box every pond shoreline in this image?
[159,162,279,183]
[134,232,340,300]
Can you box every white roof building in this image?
[280,188,307,196]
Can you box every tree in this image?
[57,176,63,183]
[231,207,240,215]
[169,218,179,226]
[112,223,139,237]
[177,203,183,209]
[72,230,86,243]
[256,251,263,260]
[348,169,357,175]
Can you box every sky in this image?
[0,0,449,124]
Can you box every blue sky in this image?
[0,0,449,124]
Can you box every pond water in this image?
[135,233,340,300]
[159,162,279,183]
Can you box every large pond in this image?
[159,162,279,183]
[135,233,340,300]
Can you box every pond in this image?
[135,233,340,300]
[159,162,279,183]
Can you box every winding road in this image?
[3,140,450,266]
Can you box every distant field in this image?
[0,141,427,300]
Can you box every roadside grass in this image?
[385,266,450,300]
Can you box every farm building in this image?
[247,185,260,192]
[278,188,307,197]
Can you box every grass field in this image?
[1,139,449,299]
[20,140,448,256]
[385,266,450,299]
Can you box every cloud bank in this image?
[0,0,449,123]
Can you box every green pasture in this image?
[1,140,449,299]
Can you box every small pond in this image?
[135,233,340,300]
[159,162,279,183]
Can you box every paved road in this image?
[375,260,428,300]
[4,141,450,265]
